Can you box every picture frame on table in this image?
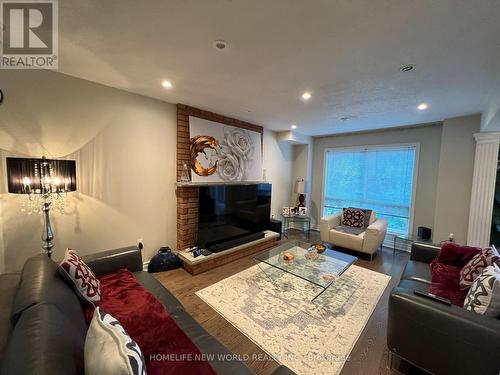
[298,207,307,216]
[282,207,290,216]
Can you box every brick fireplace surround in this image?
[176,104,263,252]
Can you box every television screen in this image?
[197,183,272,249]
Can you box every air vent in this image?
[399,64,415,72]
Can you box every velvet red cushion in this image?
[86,269,216,375]
[435,242,481,268]
[430,260,468,306]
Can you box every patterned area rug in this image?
[196,264,390,375]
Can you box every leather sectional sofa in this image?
[388,243,500,375]
[0,246,294,375]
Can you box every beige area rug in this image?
[196,264,391,375]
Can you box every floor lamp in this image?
[6,157,77,258]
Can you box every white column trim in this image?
[467,132,500,247]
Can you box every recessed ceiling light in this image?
[400,64,415,72]
[291,124,297,129]
[213,40,229,51]
[301,92,312,101]
[161,80,173,89]
[417,103,428,110]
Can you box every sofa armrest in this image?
[410,243,440,264]
[82,246,143,276]
[388,287,500,375]
[320,214,341,231]
[366,218,387,233]
[362,218,387,252]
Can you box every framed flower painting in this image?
[189,117,263,182]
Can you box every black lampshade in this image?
[6,157,77,194]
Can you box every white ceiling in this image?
[58,0,500,136]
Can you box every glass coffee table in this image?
[253,241,357,301]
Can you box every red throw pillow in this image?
[430,259,467,307]
[59,248,101,305]
[459,246,500,290]
[435,242,481,268]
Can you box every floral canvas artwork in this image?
[189,117,263,182]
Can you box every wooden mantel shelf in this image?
[176,180,267,187]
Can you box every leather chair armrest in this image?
[320,214,341,242]
[366,218,388,233]
[410,243,440,263]
[388,287,500,375]
[82,246,143,276]
[362,218,387,253]
[320,214,341,231]
[270,365,296,375]
[321,213,342,228]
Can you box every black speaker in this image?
[418,226,432,241]
[269,218,282,240]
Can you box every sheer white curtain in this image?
[323,145,417,235]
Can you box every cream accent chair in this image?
[320,211,388,260]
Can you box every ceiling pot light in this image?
[301,92,312,101]
[213,40,229,51]
[291,124,297,129]
[417,103,428,110]
[161,80,173,89]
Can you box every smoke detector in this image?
[399,64,415,72]
[213,40,229,51]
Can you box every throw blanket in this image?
[86,269,216,375]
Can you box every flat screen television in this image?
[197,183,272,250]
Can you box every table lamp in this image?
[6,156,77,258]
[295,179,306,208]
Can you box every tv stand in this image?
[178,230,280,275]
[207,232,265,253]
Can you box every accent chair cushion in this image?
[58,249,101,305]
[85,307,146,375]
[463,264,500,316]
[460,246,500,290]
[435,242,481,268]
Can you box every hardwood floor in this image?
[154,230,412,375]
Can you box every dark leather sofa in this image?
[388,243,500,375]
[0,246,294,375]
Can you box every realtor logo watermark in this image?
[1,0,58,69]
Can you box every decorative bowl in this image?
[312,243,327,254]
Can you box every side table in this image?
[281,214,311,240]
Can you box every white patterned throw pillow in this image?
[463,264,500,317]
[58,248,101,305]
[85,307,147,375]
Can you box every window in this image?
[322,145,417,235]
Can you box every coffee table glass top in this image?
[253,241,357,289]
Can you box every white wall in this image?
[433,115,480,244]
[481,94,500,131]
[0,70,293,272]
[0,70,178,272]
[263,130,293,219]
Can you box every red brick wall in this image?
[176,104,263,251]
